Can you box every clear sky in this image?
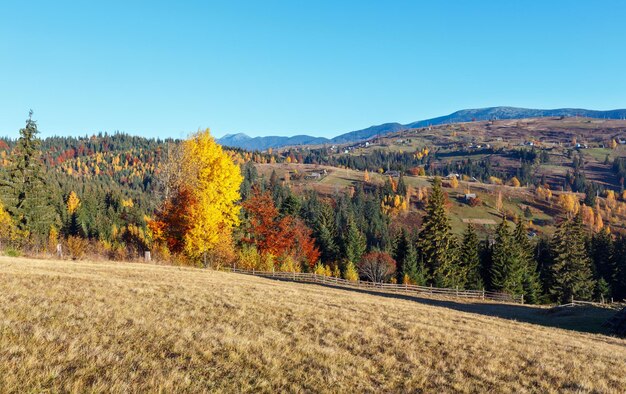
[1,1,625,139]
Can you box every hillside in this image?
[217,106,626,150]
[0,256,624,392]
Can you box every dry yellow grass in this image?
[1,256,625,393]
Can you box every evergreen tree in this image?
[590,229,615,298]
[393,228,411,283]
[0,111,56,239]
[612,234,626,300]
[549,213,596,303]
[490,217,524,295]
[344,216,367,266]
[396,174,408,196]
[418,177,459,287]
[513,218,542,303]
[459,223,483,290]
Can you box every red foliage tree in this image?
[290,218,321,268]
[242,188,293,257]
[243,188,320,267]
[148,185,195,253]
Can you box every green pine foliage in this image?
[418,177,460,287]
[460,223,483,290]
[0,112,57,239]
[490,217,525,295]
[513,218,542,304]
[549,213,596,303]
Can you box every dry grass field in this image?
[1,256,626,393]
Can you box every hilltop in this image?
[1,256,624,392]
[217,106,626,150]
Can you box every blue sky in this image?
[1,1,625,139]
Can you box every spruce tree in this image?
[418,177,459,287]
[612,234,626,300]
[490,217,524,295]
[393,228,410,283]
[397,174,408,196]
[460,223,483,289]
[550,213,596,303]
[0,111,56,239]
[345,216,367,266]
[513,218,542,303]
[590,229,615,298]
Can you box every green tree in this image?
[418,177,459,287]
[345,216,367,265]
[513,218,542,303]
[0,111,56,239]
[490,217,524,295]
[549,213,596,303]
[590,229,615,298]
[460,223,483,290]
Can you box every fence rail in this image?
[225,267,523,304]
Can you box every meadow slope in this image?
[1,257,625,393]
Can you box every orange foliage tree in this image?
[242,188,319,268]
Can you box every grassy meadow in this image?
[1,256,625,393]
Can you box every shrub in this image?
[66,236,89,260]
[344,261,359,281]
[4,247,21,257]
[238,245,261,270]
[278,254,300,272]
[358,252,396,283]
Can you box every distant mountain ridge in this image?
[217,106,626,150]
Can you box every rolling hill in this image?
[217,106,626,150]
[1,256,624,392]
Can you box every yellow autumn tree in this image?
[558,193,580,218]
[510,177,521,187]
[181,129,243,260]
[66,191,81,214]
[450,176,459,189]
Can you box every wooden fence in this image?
[225,267,524,304]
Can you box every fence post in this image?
[571,294,574,304]
[456,286,459,297]
[482,288,485,300]
[252,268,255,275]
[272,266,275,277]
[521,294,524,305]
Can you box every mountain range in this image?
[217,106,626,151]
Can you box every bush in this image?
[238,245,261,270]
[344,261,359,281]
[66,236,89,260]
[4,247,21,257]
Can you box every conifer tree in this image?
[590,229,615,298]
[394,228,411,283]
[418,177,459,287]
[0,111,56,239]
[396,174,408,196]
[550,213,596,302]
[612,234,626,300]
[460,223,483,290]
[490,217,524,295]
[344,216,367,266]
[513,218,542,303]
